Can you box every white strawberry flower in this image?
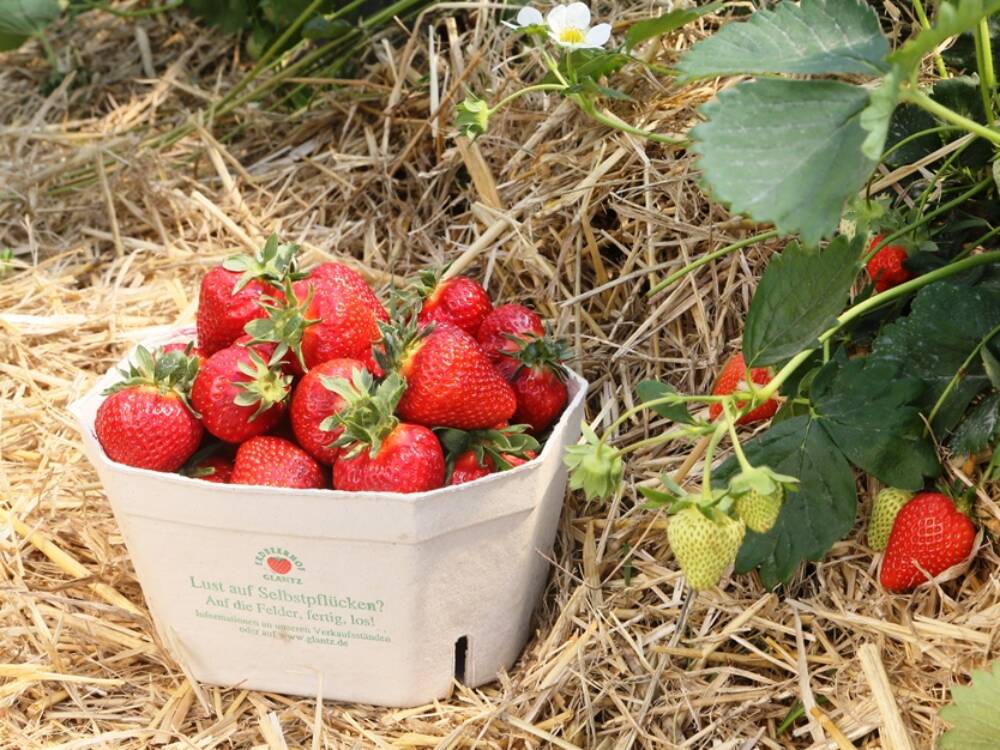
[508,3,612,50]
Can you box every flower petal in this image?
[516,6,544,27]
[584,23,611,47]
[546,4,568,33]
[565,2,591,30]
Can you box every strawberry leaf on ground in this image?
[676,0,888,80]
[624,1,723,51]
[715,415,857,588]
[810,358,940,489]
[948,393,1000,456]
[939,660,1000,750]
[742,236,859,368]
[635,380,693,424]
[690,80,878,245]
[870,268,1000,433]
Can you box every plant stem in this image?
[599,393,724,445]
[975,17,996,125]
[902,87,1000,146]
[722,402,753,473]
[573,95,687,145]
[620,429,693,455]
[648,229,781,296]
[879,125,961,163]
[34,31,59,73]
[912,0,949,78]
[925,321,1000,430]
[702,423,727,497]
[863,176,994,263]
[489,83,567,114]
[758,251,1000,400]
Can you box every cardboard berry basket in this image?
[69,326,588,707]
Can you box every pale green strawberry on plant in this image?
[733,487,783,535]
[867,487,913,551]
[666,507,746,592]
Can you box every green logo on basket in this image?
[255,547,304,577]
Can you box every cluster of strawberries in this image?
[94,236,572,492]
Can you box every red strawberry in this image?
[707,353,779,425]
[380,319,516,430]
[267,556,292,574]
[189,454,233,483]
[477,303,544,364]
[880,492,976,592]
[441,424,540,484]
[290,358,365,464]
[191,344,291,443]
[232,435,327,489]
[95,346,202,472]
[499,336,571,434]
[866,235,912,293]
[415,271,493,337]
[196,234,297,355]
[327,373,445,492]
[244,277,381,374]
[310,262,388,322]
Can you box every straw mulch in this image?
[2,3,996,748]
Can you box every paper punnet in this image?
[69,327,587,707]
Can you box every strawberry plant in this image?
[506,0,1000,592]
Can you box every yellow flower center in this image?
[558,27,585,44]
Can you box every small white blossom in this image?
[508,3,611,50]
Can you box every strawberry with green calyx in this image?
[708,353,779,425]
[161,341,207,368]
[563,424,624,502]
[326,371,446,493]
[500,334,572,434]
[244,275,382,374]
[412,269,493,337]
[197,234,299,355]
[667,504,746,591]
[231,435,327,489]
[880,491,976,592]
[180,443,235,483]
[867,487,913,552]
[477,303,544,364]
[192,344,292,443]
[438,424,541,484]
[95,346,203,472]
[375,309,517,430]
[733,487,784,534]
[865,234,912,293]
[290,358,365,465]
[309,262,388,322]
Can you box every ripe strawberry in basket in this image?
[181,445,234,483]
[500,335,571,435]
[327,372,445,492]
[413,270,493,337]
[379,313,516,430]
[197,234,298,355]
[290,357,366,464]
[440,424,540,485]
[95,345,202,472]
[232,435,327,489]
[310,262,388,322]
[243,276,382,374]
[477,303,544,364]
[192,344,292,443]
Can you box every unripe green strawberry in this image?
[734,486,784,534]
[868,488,913,552]
[667,507,746,591]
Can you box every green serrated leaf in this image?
[811,358,940,489]
[870,268,1000,432]
[625,1,723,51]
[881,104,942,168]
[890,0,1000,74]
[677,0,888,81]
[949,393,1000,455]
[715,415,857,588]
[859,65,902,160]
[691,80,878,245]
[932,76,995,168]
[743,236,859,367]
[635,380,693,424]
[0,0,60,36]
[939,661,1000,750]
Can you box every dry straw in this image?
[1,2,997,748]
